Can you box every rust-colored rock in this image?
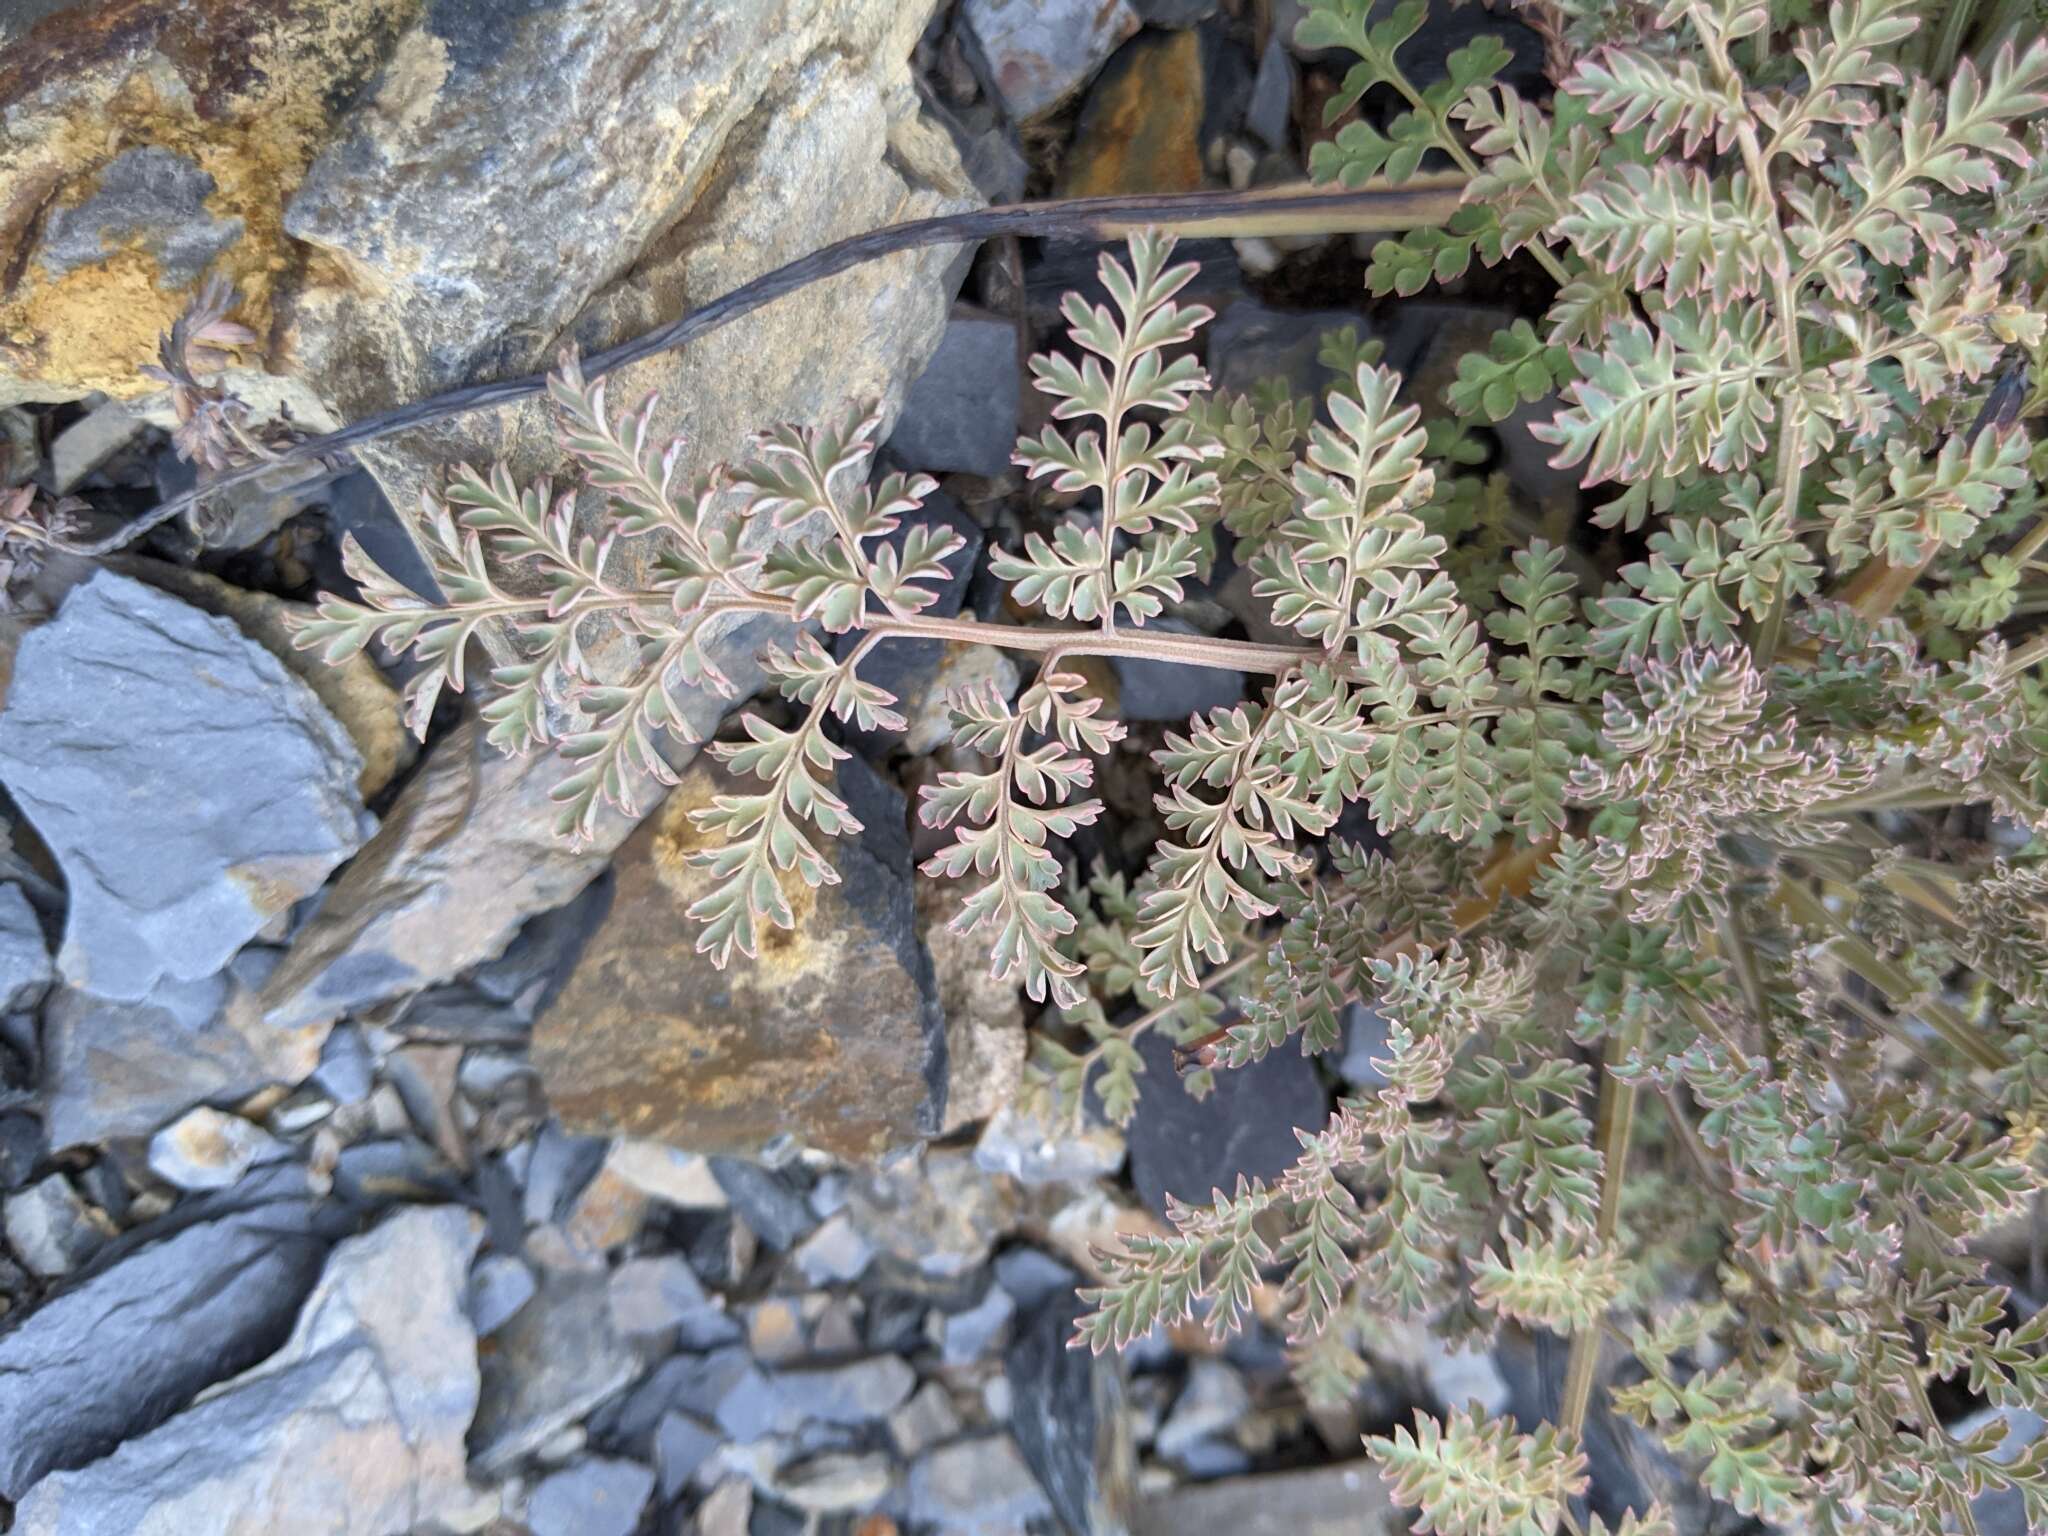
[0,0,415,407]
[531,754,946,1164]
[1057,29,1209,200]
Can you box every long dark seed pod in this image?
[85,176,1467,556]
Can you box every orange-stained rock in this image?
[0,0,415,407]
[1057,29,1209,200]
[530,753,946,1164]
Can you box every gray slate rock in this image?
[1128,1022,1328,1214]
[886,308,1020,476]
[471,1260,640,1474]
[1338,1000,1392,1089]
[963,0,1142,119]
[1156,1360,1252,1460]
[1246,38,1295,149]
[146,1107,285,1192]
[14,1205,483,1536]
[0,1111,43,1191]
[655,1412,722,1501]
[942,1283,1018,1365]
[1009,1295,1136,1536]
[773,1356,918,1428]
[40,959,328,1150]
[1131,1463,1394,1536]
[0,1189,331,1500]
[711,1157,818,1253]
[3,1173,107,1278]
[254,712,703,1031]
[907,1435,1054,1533]
[0,883,50,1013]
[1110,619,1244,722]
[0,573,366,1002]
[608,1254,737,1347]
[468,1252,538,1337]
[526,1456,656,1536]
[1207,301,1367,402]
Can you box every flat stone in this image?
[1207,302,1368,401]
[889,1382,964,1458]
[1132,1463,1396,1536]
[3,1173,110,1278]
[255,715,690,1032]
[920,879,1026,1135]
[470,1261,640,1475]
[655,1412,722,1501]
[1247,37,1295,149]
[773,1356,918,1428]
[532,755,946,1163]
[1156,1360,1252,1460]
[0,1111,43,1191]
[40,955,330,1151]
[887,308,1020,477]
[147,1106,285,1192]
[1008,1295,1136,1536]
[560,1159,650,1256]
[1109,619,1245,723]
[771,1451,894,1515]
[963,0,1140,119]
[845,1147,1017,1280]
[0,572,366,1002]
[1127,1023,1328,1215]
[907,1436,1053,1533]
[111,559,414,798]
[15,1206,483,1536]
[1337,1001,1392,1088]
[710,1157,818,1252]
[976,1099,1125,1186]
[0,881,51,1013]
[525,1457,656,1536]
[0,1188,332,1501]
[794,1213,875,1287]
[942,1283,1017,1365]
[467,1252,538,1337]
[1059,29,1209,199]
[994,1247,1081,1310]
[607,1139,728,1210]
[608,1255,736,1347]
[49,401,147,494]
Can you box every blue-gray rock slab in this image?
[1127,1020,1329,1215]
[1008,1294,1136,1536]
[0,572,367,1003]
[0,1185,334,1501]
[530,753,946,1163]
[525,1456,657,1536]
[961,0,1142,119]
[0,881,51,1014]
[469,1258,640,1475]
[39,956,328,1151]
[12,1205,483,1536]
[885,308,1021,477]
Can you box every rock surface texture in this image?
[0,573,366,1002]
[14,1205,483,1536]
[532,754,947,1162]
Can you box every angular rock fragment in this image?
[0,573,366,1002]
[0,1185,332,1500]
[41,956,328,1150]
[14,1206,483,1536]
[147,1106,285,1192]
[533,755,946,1162]
[963,0,1141,119]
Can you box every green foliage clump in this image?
[299,0,2048,1528]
